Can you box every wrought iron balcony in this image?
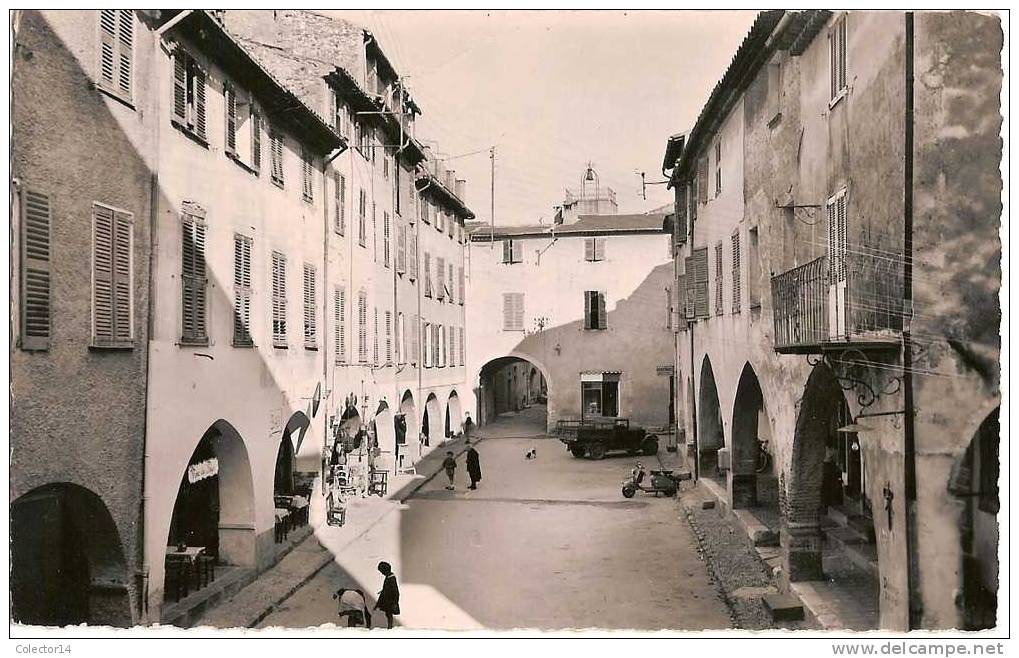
[771,252,904,354]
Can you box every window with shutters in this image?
[251,110,262,174]
[584,237,606,262]
[436,208,444,233]
[302,149,314,203]
[372,203,377,260]
[696,157,708,204]
[411,313,420,364]
[180,205,208,345]
[827,188,848,284]
[172,47,207,143]
[584,291,607,330]
[449,327,455,368]
[830,14,848,105]
[233,234,253,346]
[383,211,391,268]
[334,172,345,235]
[271,251,287,347]
[397,312,404,364]
[503,293,524,331]
[448,263,455,303]
[433,324,441,367]
[357,291,368,362]
[396,222,407,274]
[421,197,431,224]
[684,256,695,319]
[436,257,445,300]
[373,308,379,366]
[269,129,284,187]
[224,82,238,155]
[408,231,418,280]
[666,287,673,331]
[459,327,465,366]
[97,10,133,103]
[502,239,523,264]
[458,266,465,305]
[335,287,346,364]
[423,321,432,367]
[424,252,433,297]
[731,231,742,313]
[358,190,367,247]
[303,263,317,348]
[692,246,709,318]
[385,310,392,364]
[714,242,724,315]
[748,227,761,309]
[19,190,52,350]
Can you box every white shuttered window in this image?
[303,263,317,348]
[20,190,52,350]
[503,293,524,331]
[335,287,346,364]
[271,251,287,347]
[180,205,207,344]
[233,234,253,346]
[98,10,133,102]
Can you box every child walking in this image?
[442,451,457,490]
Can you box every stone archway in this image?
[446,390,463,438]
[950,406,999,630]
[730,363,774,509]
[11,482,132,626]
[697,355,724,480]
[477,354,551,429]
[374,401,396,469]
[422,393,443,445]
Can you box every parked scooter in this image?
[621,462,687,498]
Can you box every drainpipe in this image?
[902,11,919,630]
[689,207,698,482]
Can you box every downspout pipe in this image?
[903,11,919,630]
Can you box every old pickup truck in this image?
[555,418,659,460]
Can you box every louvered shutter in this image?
[302,151,313,202]
[693,247,709,318]
[411,313,420,363]
[584,291,593,329]
[449,328,455,367]
[93,204,115,343]
[408,231,418,279]
[512,240,523,263]
[172,49,187,124]
[181,210,208,343]
[433,324,440,366]
[424,252,432,296]
[303,264,317,347]
[385,311,392,363]
[383,212,391,267]
[396,223,406,273]
[225,83,237,154]
[233,235,253,345]
[584,238,595,262]
[373,309,379,366]
[838,195,847,283]
[98,11,117,91]
[112,210,133,343]
[271,252,287,346]
[597,292,607,329]
[251,110,261,172]
[436,257,445,299]
[675,275,686,330]
[458,266,465,304]
[335,287,346,364]
[503,293,514,330]
[839,19,847,93]
[334,172,345,234]
[194,65,207,139]
[460,327,465,366]
[21,190,51,350]
[116,11,132,97]
[697,158,708,203]
[595,238,606,261]
[732,232,742,313]
[684,256,695,319]
[99,11,132,99]
[503,239,511,263]
[714,242,723,314]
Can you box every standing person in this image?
[442,451,457,490]
[374,562,400,629]
[463,412,474,439]
[466,441,482,490]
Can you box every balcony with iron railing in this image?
[770,250,904,354]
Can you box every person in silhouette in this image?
[442,451,457,490]
[374,561,400,629]
[466,441,482,490]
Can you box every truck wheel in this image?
[622,485,636,498]
[642,436,659,456]
[569,445,586,458]
[587,442,607,460]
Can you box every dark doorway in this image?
[168,432,221,560]
[274,436,296,496]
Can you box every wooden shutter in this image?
[224,83,237,154]
[384,211,391,267]
[839,18,847,93]
[358,292,367,362]
[112,210,132,343]
[99,11,132,99]
[424,252,432,296]
[335,287,346,364]
[714,242,724,315]
[408,231,418,279]
[271,251,287,346]
[584,238,595,261]
[597,292,607,329]
[684,256,696,319]
[512,240,523,263]
[503,239,512,263]
[697,157,708,203]
[21,190,51,350]
[436,257,445,299]
[584,291,593,329]
[504,293,514,330]
[303,263,316,347]
[334,172,345,234]
[385,310,392,363]
[271,130,284,185]
[449,327,455,367]
[303,151,314,201]
[675,275,686,330]
[172,49,187,124]
[99,11,117,89]
[181,209,208,343]
[460,327,465,365]
[373,308,379,366]
[233,234,253,345]
[693,246,709,318]
[194,64,207,139]
[411,313,420,364]
[458,266,465,304]
[251,110,261,172]
[396,222,407,273]
[433,324,440,366]
[732,231,741,313]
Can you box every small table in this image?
[274,507,292,542]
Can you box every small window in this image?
[584,291,607,330]
[584,237,606,262]
[92,202,135,348]
[830,14,848,104]
[502,239,523,264]
[503,293,524,331]
[172,48,207,142]
[98,10,133,103]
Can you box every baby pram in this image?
[333,587,372,628]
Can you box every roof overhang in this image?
[417,172,475,221]
[167,11,344,155]
[662,132,688,182]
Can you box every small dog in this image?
[525,447,537,460]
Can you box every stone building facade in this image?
[667,10,1001,630]
[467,188,675,436]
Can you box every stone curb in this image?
[241,436,481,628]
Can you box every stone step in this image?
[843,540,880,579]
[847,514,877,543]
[826,525,868,547]
[826,504,853,528]
[762,592,805,622]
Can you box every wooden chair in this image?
[164,555,190,602]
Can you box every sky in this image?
[330,10,758,225]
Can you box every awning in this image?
[580,371,621,383]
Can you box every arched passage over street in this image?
[951,406,999,630]
[11,482,132,626]
[446,390,463,438]
[477,355,549,429]
[697,356,724,480]
[422,393,443,447]
[399,390,417,465]
[374,401,396,469]
[165,420,256,603]
[730,363,775,510]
